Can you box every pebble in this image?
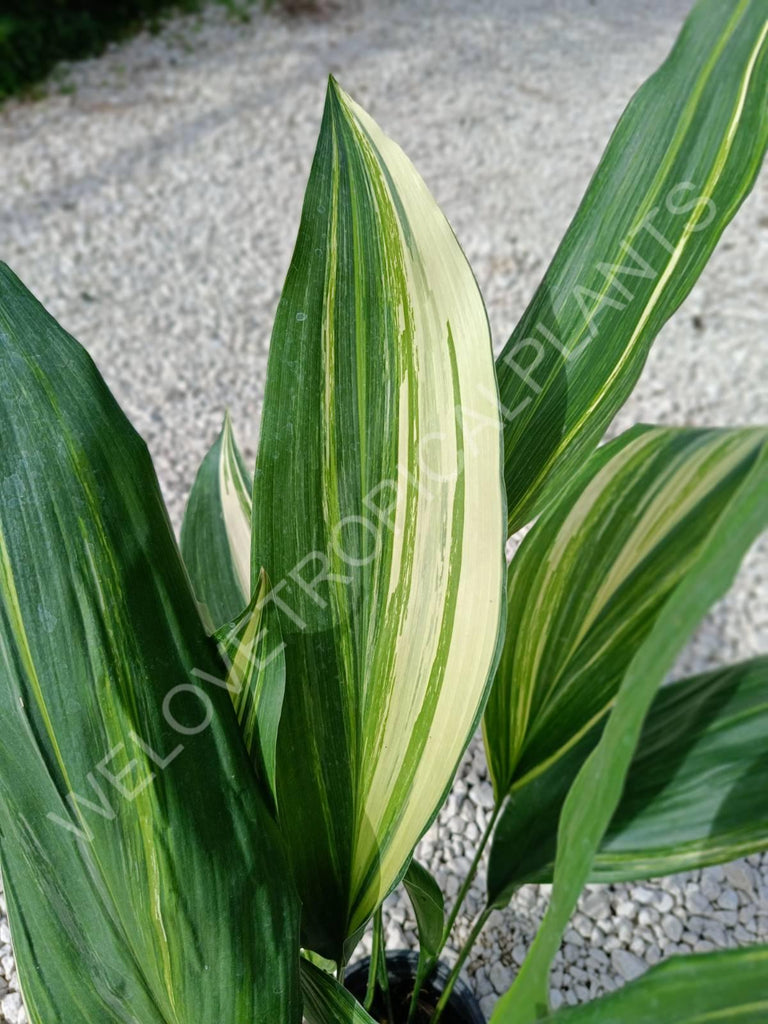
[661,914,684,943]
[611,950,646,982]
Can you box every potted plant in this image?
[0,1,766,1022]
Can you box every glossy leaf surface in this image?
[403,860,445,958]
[541,945,768,1023]
[484,425,768,800]
[301,960,377,1024]
[497,0,768,531]
[251,80,506,958]
[0,265,300,1023]
[491,437,768,1021]
[488,658,768,905]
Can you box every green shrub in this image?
[0,0,207,99]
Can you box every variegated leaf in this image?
[497,0,768,532]
[491,438,768,1022]
[301,960,377,1024]
[487,658,768,905]
[215,567,286,810]
[181,411,252,630]
[484,425,768,800]
[0,264,301,1023]
[541,945,768,1023]
[251,79,506,959]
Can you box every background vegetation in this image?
[0,0,267,99]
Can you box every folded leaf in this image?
[250,78,506,959]
[301,959,377,1024]
[497,0,768,532]
[484,425,768,800]
[0,265,301,1023]
[215,567,287,810]
[181,411,252,629]
[403,860,445,959]
[488,658,768,904]
[541,945,768,1023]
[490,437,768,1022]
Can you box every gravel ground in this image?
[1,0,767,1019]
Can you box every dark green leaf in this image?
[301,959,377,1024]
[0,264,301,1023]
[403,859,445,958]
[541,945,768,1023]
[488,658,768,905]
[491,438,768,1021]
[498,0,768,531]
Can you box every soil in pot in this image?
[345,950,485,1024]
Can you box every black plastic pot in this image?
[345,950,485,1024]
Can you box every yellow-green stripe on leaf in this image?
[0,264,301,1024]
[251,80,506,960]
[181,412,252,630]
[498,0,768,533]
[301,959,377,1024]
[490,436,768,1022]
[592,656,768,882]
[216,567,286,812]
[484,425,768,802]
[487,657,768,906]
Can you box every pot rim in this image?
[345,948,486,1024]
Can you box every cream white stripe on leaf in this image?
[0,264,301,1024]
[250,79,506,961]
[219,412,253,599]
[490,438,768,1022]
[496,0,768,532]
[181,411,252,630]
[484,425,768,802]
[216,567,286,812]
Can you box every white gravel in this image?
[0,0,766,1019]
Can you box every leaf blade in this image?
[250,79,506,958]
[180,412,252,630]
[497,0,768,531]
[484,425,768,801]
[301,960,377,1024]
[216,567,287,810]
[403,859,445,959]
[0,264,301,1023]
[488,658,768,903]
[541,945,768,1023]
[490,439,768,1021]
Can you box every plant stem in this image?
[367,906,395,1021]
[439,800,502,957]
[430,908,492,1024]
[364,908,383,1010]
[406,952,431,1024]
